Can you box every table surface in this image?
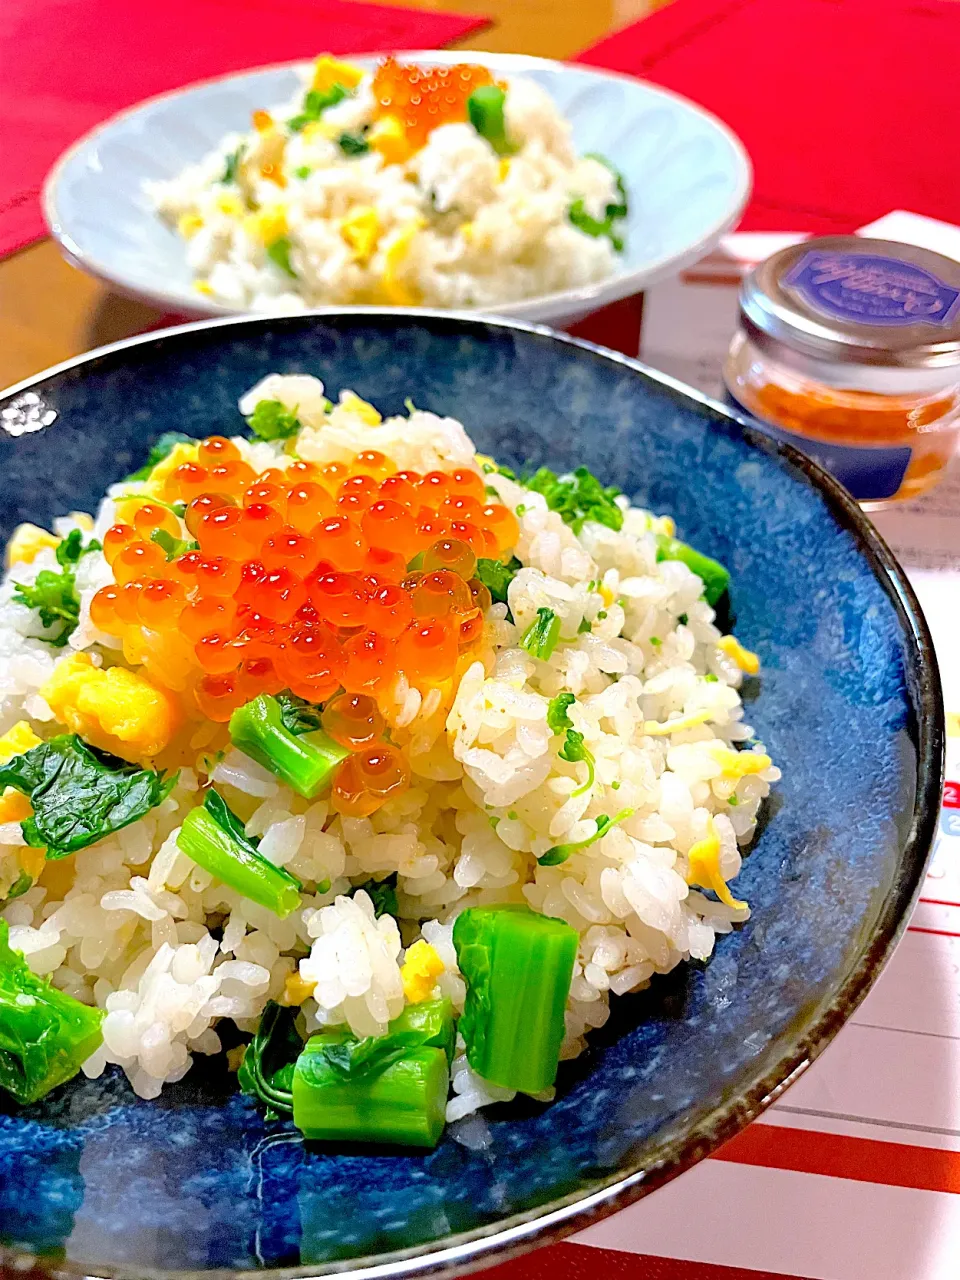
[0,0,666,391]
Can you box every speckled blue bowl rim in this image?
[0,311,945,1280]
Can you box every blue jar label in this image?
[783,251,960,327]
[725,391,912,501]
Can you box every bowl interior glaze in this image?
[0,313,941,1280]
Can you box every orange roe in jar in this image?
[371,57,498,151]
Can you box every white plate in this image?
[43,50,751,325]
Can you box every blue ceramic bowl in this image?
[0,313,943,1280]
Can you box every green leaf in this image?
[246,399,301,441]
[546,693,575,734]
[467,85,516,156]
[538,807,634,866]
[287,83,350,133]
[150,528,198,561]
[313,1001,453,1081]
[220,146,246,184]
[123,431,194,482]
[351,873,398,919]
[238,1001,302,1114]
[55,528,100,568]
[474,556,521,608]
[523,466,623,535]
[338,131,370,156]
[266,237,297,278]
[519,607,560,661]
[0,735,177,860]
[584,153,629,219]
[12,571,80,647]
[0,918,104,1104]
[275,691,324,736]
[568,199,624,252]
[559,728,595,797]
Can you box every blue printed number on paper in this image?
[784,251,960,327]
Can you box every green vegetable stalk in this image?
[453,905,577,1094]
[290,999,455,1146]
[229,694,348,798]
[266,237,297,279]
[467,85,515,156]
[0,919,103,1104]
[519,607,561,661]
[177,789,302,918]
[559,729,595,797]
[538,807,634,866]
[655,533,730,607]
[0,734,176,859]
[568,154,629,251]
[238,1000,302,1117]
[288,83,351,133]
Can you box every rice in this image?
[147,56,624,311]
[0,374,779,1120]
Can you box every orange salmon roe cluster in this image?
[91,438,516,813]
[372,57,498,150]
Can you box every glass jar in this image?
[723,236,960,507]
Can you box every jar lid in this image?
[739,236,960,369]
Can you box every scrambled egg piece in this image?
[369,115,413,165]
[340,206,382,264]
[301,120,339,143]
[0,791,32,825]
[716,635,760,675]
[312,56,365,93]
[244,206,288,245]
[6,524,59,568]
[381,219,425,305]
[143,441,199,500]
[707,743,772,778]
[214,192,244,219]
[340,391,382,426]
[0,721,42,763]
[177,213,204,239]
[401,940,444,1004]
[280,971,318,1006]
[497,157,511,183]
[194,281,215,298]
[686,818,747,911]
[643,709,714,736]
[40,653,180,761]
[252,109,275,134]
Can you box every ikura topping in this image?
[90,441,517,816]
[371,57,499,151]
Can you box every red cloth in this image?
[493,1242,806,1280]
[577,0,960,235]
[0,0,488,256]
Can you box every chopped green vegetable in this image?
[150,528,198,561]
[728,794,739,806]
[123,431,194,482]
[567,158,628,252]
[559,729,595,797]
[519,607,560,661]
[291,1000,455,1146]
[655,533,730,607]
[288,84,350,132]
[238,1000,301,1116]
[596,610,607,621]
[5,870,34,901]
[0,735,176,860]
[404,397,418,415]
[266,237,297,278]
[453,905,577,1093]
[610,780,620,791]
[538,807,634,866]
[351,873,398,920]
[229,694,348,798]
[275,691,324,736]
[246,398,302,442]
[474,556,521,610]
[177,789,302,918]
[546,692,575,734]
[12,533,100,648]
[294,165,312,180]
[220,146,245,184]
[0,919,104,1104]
[337,131,370,156]
[466,85,515,156]
[704,672,719,683]
[649,636,661,647]
[523,466,623,535]
[678,613,689,626]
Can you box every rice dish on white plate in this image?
[146,55,627,312]
[0,374,777,1138]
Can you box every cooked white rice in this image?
[147,57,622,311]
[0,376,778,1121]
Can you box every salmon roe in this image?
[99,439,521,814]
[372,57,500,150]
